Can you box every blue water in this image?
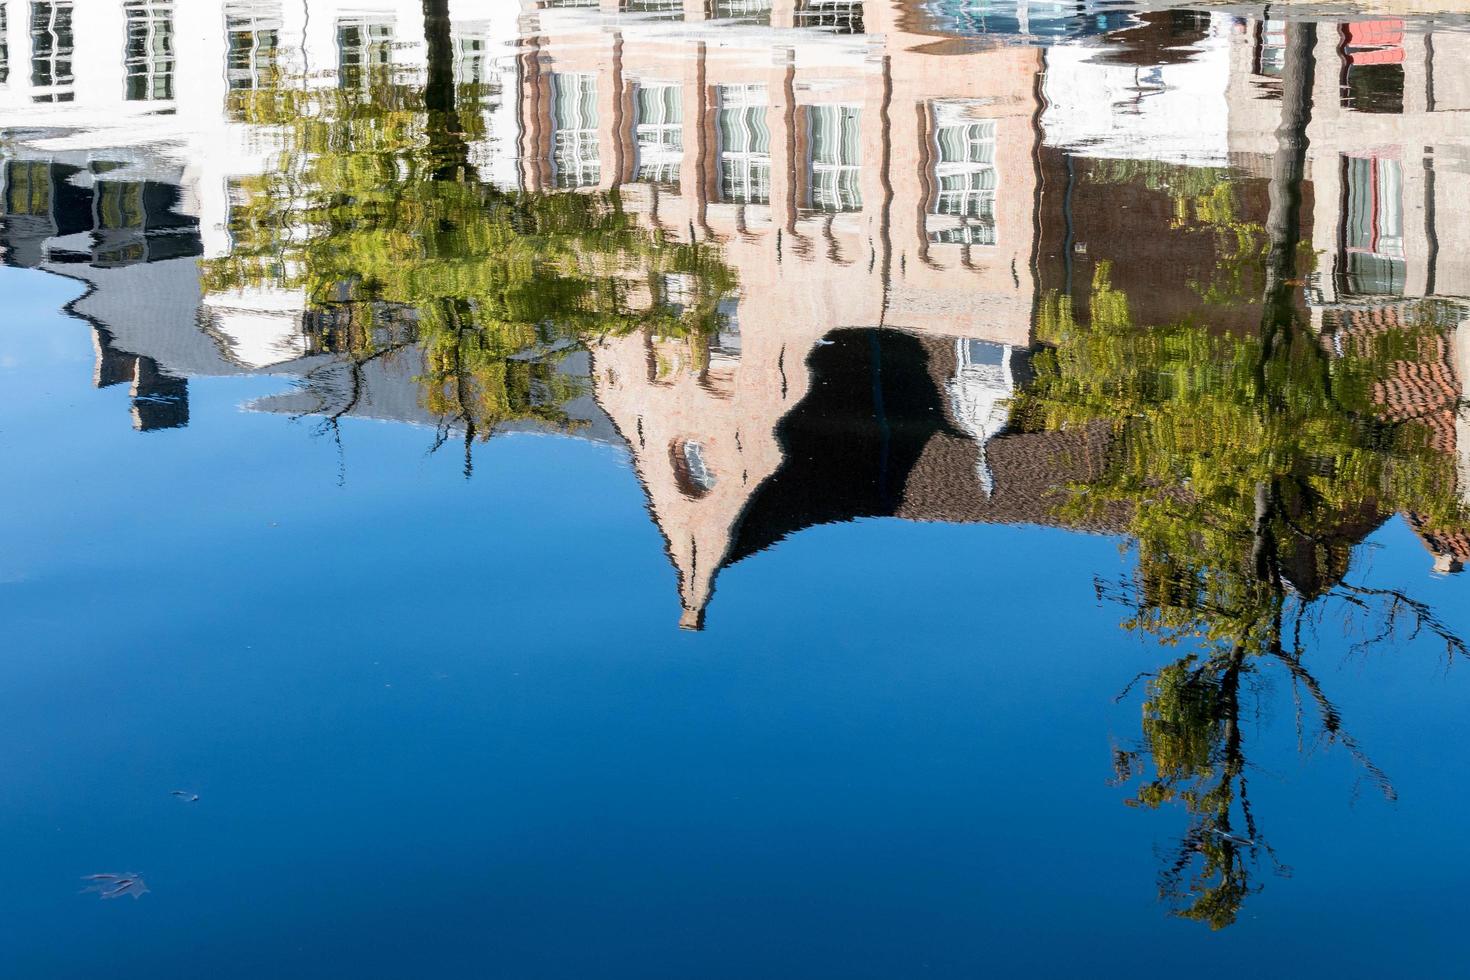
[3,266,1467,977]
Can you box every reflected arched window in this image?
[670,439,717,498]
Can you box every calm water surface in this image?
[3,1,1470,976]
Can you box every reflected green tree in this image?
[204,0,735,475]
[1017,24,1468,927]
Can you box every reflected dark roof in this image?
[1,159,201,271]
[726,329,968,565]
[726,329,1126,569]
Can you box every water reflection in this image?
[3,0,1470,933]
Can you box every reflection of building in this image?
[1323,300,1470,571]
[913,0,1136,43]
[1226,14,1470,570]
[514,0,1049,624]
[1226,15,1470,304]
[517,0,1040,338]
[0,0,527,430]
[1,154,203,429]
[3,0,1469,605]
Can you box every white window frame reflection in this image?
[635,81,683,187]
[124,0,176,102]
[30,1,75,103]
[1255,18,1288,77]
[927,101,996,245]
[794,0,864,34]
[713,0,773,25]
[806,104,862,213]
[718,84,771,205]
[551,72,601,189]
[1341,153,1406,296]
[336,18,393,91]
[0,5,10,87]
[225,2,283,93]
[455,31,490,89]
[622,0,684,20]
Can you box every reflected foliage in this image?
[203,4,734,472]
[1017,35,1469,923]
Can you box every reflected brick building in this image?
[512,0,1055,624]
[2,0,1468,613]
[1226,14,1470,569]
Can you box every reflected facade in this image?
[2,0,1467,603]
[3,0,1470,937]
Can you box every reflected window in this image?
[30,1,75,103]
[337,19,393,90]
[455,32,489,89]
[97,180,145,231]
[718,84,770,205]
[713,0,772,25]
[225,2,282,93]
[713,297,742,363]
[948,339,1015,496]
[551,72,600,188]
[806,104,862,213]
[124,1,175,101]
[454,31,499,112]
[635,82,682,187]
[622,0,683,19]
[1340,20,1404,114]
[671,440,717,498]
[794,0,864,34]
[1252,18,1287,78]
[660,272,693,316]
[921,0,1132,40]
[927,102,995,245]
[5,160,53,216]
[1339,154,1405,296]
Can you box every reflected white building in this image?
[2,0,1468,584]
[1041,12,1233,167]
[0,0,523,381]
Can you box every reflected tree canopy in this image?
[203,1,736,474]
[1013,24,1469,928]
